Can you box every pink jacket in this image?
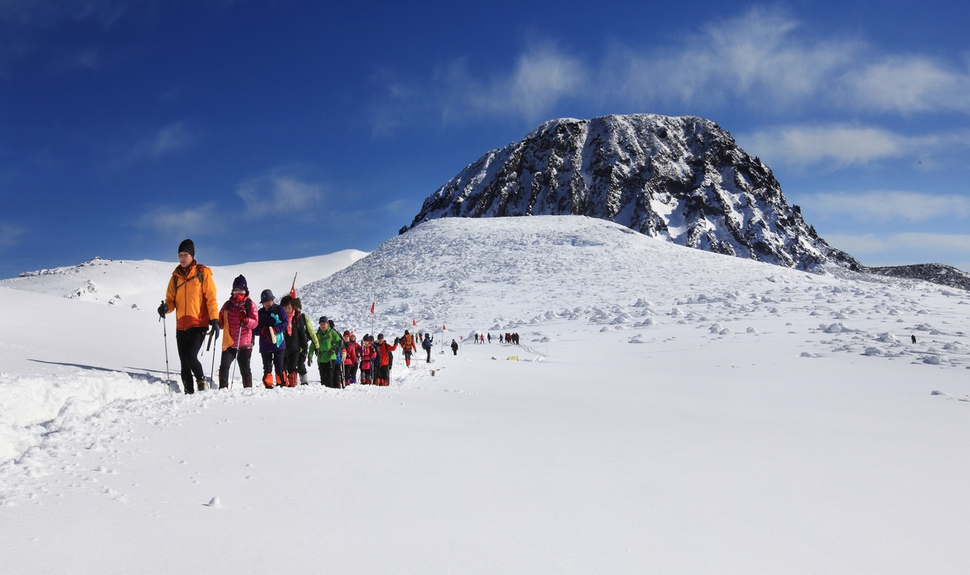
[219,297,259,350]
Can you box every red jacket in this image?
[375,340,398,367]
[359,344,377,370]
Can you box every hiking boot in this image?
[263,373,274,388]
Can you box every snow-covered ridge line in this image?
[1,250,369,310]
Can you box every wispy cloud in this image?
[0,0,131,29]
[842,56,970,114]
[236,170,326,219]
[120,121,195,165]
[805,191,970,222]
[602,8,859,112]
[149,122,192,158]
[0,222,26,247]
[373,7,970,130]
[740,125,904,168]
[825,232,970,259]
[139,202,220,239]
[738,124,970,170]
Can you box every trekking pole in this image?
[338,354,345,389]
[160,303,172,394]
[206,329,217,389]
[229,316,243,390]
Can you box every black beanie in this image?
[178,239,195,257]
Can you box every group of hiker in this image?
[467,332,520,344]
[158,239,438,394]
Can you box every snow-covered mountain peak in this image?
[408,113,859,271]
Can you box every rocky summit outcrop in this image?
[865,263,970,291]
[407,114,860,271]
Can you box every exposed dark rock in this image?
[865,263,970,291]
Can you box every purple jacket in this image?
[256,303,288,354]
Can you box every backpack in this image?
[422,336,432,350]
[292,311,308,348]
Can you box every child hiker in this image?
[256,289,288,388]
[217,275,258,389]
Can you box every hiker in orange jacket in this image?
[158,239,219,394]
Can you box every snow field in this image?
[2,215,970,573]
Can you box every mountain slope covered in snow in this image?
[2,216,970,574]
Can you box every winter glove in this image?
[239,310,247,321]
[209,319,220,339]
[157,302,168,318]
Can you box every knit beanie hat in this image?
[260,289,275,303]
[319,316,328,324]
[178,239,195,257]
[232,275,249,295]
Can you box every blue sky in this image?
[2,0,970,276]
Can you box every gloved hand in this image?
[209,319,220,339]
[307,353,314,366]
[157,302,168,318]
[239,310,247,321]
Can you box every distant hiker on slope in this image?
[256,289,288,388]
[422,332,433,363]
[451,339,459,355]
[217,275,258,389]
[158,239,219,394]
[400,330,416,367]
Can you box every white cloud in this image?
[118,121,194,165]
[388,43,588,126]
[374,7,970,129]
[824,232,970,258]
[741,125,904,168]
[0,222,26,247]
[807,191,970,222]
[236,172,325,219]
[150,121,192,158]
[842,56,970,114]
[739,124,970,170]
[482,45,587,120]
[140,202,220,238]
[603,8,859,111]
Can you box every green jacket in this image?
[309,327,342,363]
[303,314,319,350]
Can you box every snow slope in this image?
[2,216,970,574]
[1,250,368,311]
